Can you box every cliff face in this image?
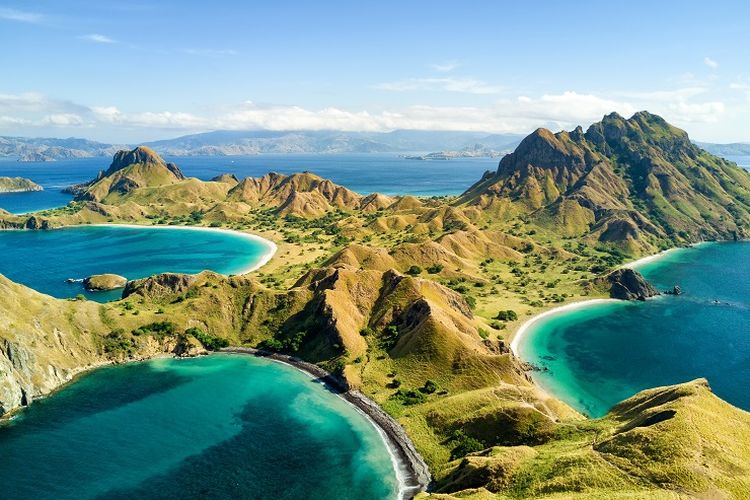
[460,112,750,253]
[0,275,107,415]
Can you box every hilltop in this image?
[1,113,750,498]
[461,111,750,254]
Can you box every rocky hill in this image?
[72,146,186,202]
[461,111,750,254]
[58,148,396,218]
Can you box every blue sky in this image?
[1,0,748,142]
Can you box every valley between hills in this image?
[2,111,750,498]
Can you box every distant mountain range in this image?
[0,136,124,162]
[143,130,525,156]
[0,130,523,161]
[1,130,748,162]
[695,141,750,156]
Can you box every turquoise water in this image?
[0,225,270,302]
[0,354,398,499]
[519,241,750,417]
[0,153,498,213]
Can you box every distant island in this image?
[0,177,43,193]
[5,130,749,162]
[402,143,509,160]
[1,130,523,160]
[696,141,750,156]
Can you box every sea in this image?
[0,225,271,301]
[0,354,399,499]
[518,241,750,417]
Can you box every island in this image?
[1,113,750,498]
[403,143,508,160]
[0,177,43,193]
[83,273,128,291]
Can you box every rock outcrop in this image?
[122,272,197,300]
[83,274,128,291]
[604,268,659,300]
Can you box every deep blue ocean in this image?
[519,241,750,417]
[0,225,270,301]
[0,153,499,214]
[0,355,398,500]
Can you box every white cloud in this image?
[0,89,739,141]
[79,34,116,44]
[0,7,42,23]
[375,77,504,95]
[41,113,85,126]
[430,61,459,72]
[667,100,725,122]
[510,91,637,124]
[704,57,719,69]
[0,115,31,126]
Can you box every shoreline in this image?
[219,347,431,500]
[509,298,618,357]
[510,244,692,357]
[508,243,699,416]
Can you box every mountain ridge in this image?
[460,111,750,254]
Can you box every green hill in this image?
[461,112,750,254]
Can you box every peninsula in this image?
[0,176,43,193]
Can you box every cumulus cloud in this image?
[0,88,736,141]
[41,113,85,126]
[704,57,719,69]
[511,92,637,124]
[79,34,116,44]
[375,77,504,95]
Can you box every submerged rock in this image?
[605,268,659,301]
[83,274,128,291]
